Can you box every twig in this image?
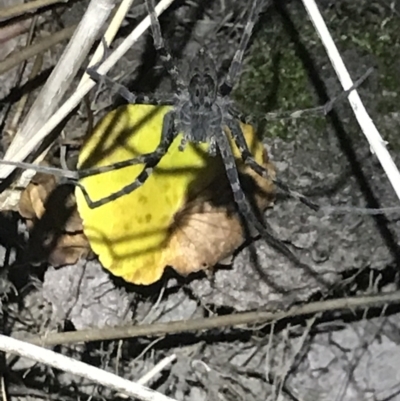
[0,375,6,401]
[0,0,176,182]
[0,24,76,76]
[320,205,400,216]
[0,336,177,401]
[260,67,373,121]
[116,354,177,399]
[301,0,400,202]
[22,290,400,346]
[276,316,317,398]
[78,0,136,88]
[0,0,115,181]
[0,19,31,45]
[0,0,69,22]
[138,355,177,385]
[7,16,41,137]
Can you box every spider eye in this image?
[188,73,216,107]
[204,74,215,92]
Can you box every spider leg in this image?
[79,111,176,179]
[215,129,307,267]
[229,106,252,125]
[227,118,319,211]
[77,110,177,208]
[87,67,175,105]
[145,0,185,92]
[220,0,262,96]
[0,112,177,183]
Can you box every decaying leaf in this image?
[165,140,275,275]
[18,170,92,266]
[76,104,276,285]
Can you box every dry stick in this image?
[0,0,69,22]
[110,354,178,399]
[7,16,41,136]
[276,315,318,398]
[3,0,136,202]
[138,355,177,385]
[0,0,176,182]
[301,0,400,202]
[0,18,32,44]
[23,291,400,346]
[0,24,76,76]
[78,0,136,89]
[0,0,115,181]
[9,55,43,135]
[0,0,132,191]
[0,336,178,401]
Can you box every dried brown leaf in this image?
[166,146,276,275]
[18,171,91,266]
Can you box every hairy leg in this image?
[78,111,176,179]
[87,67,175,105]
[227,118,319,211]
[215,128,308,267]
[77,110,177,208]
[145,0,185,92]
[220,0,262,96]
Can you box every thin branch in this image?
[0,0,69,22]
[23,290,400,346]
[0,0,115,180]
[138,355,177,385]
[0,24,76,76]
[78,0,136,88]
[301,0,400,203]
[116,354,177,399]
[0,0,176,182]
[0,336,177,401]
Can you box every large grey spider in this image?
[81,0,318,264]
[0,0,318,265]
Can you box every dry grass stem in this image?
[0,335,178,401]
[0,0,116,180]
[0,0,176,184]
[0,0,69,22]
[78,0,136,88]
[23,290,400,346]
[0,24,76,76]
[301,0,400,202]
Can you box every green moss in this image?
[233,5,326,141]
[234,1,400,146]
[327,2,400,147]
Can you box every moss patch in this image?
[234,1,400,146]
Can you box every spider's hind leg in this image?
[215,129,307,267]
[227,118,319,211]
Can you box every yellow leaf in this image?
[76,104,275,285]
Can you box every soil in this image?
[1,0,400,400]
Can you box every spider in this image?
[80,0,318,264]
[0,0,317,266]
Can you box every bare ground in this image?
[1,0,400,400]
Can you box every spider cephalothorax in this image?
[0,0,317,266]
[177,48,225,155]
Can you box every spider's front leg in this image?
[87,66,175,106]
[77,110,177,209]
[226,118,319,211]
